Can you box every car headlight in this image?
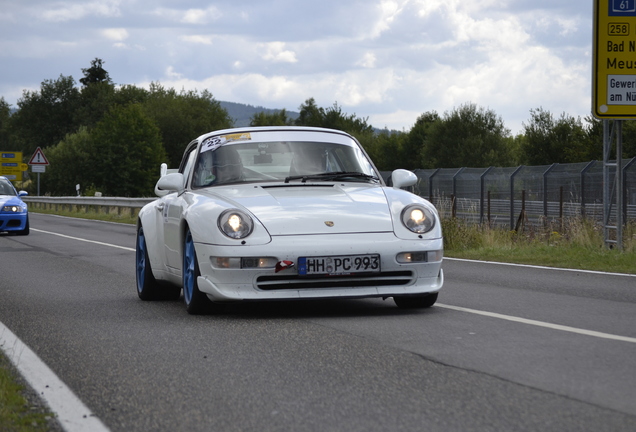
[401,205,435,234]
[218,209,254,239]
[2,205,24,213]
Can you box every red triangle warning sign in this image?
[29,147,49,165]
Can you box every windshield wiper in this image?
[284,171,379,184]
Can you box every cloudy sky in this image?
[0,0,591,135]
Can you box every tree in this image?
[141,83,233,168]
[322,103,373,135]
[591,117,636,159]
[41,127,93,195]
[617,120,636,158]
[372,131,406,171]
[0,97,11,149]
[74,81,117,129]
[79,58,112,86]
[403,111,439,170]
[423,103,513,168]
[9,75,81,155]
[295,98,325,127]
[88,104,166,196]
[521,108,588,164]
[250,109,293,126]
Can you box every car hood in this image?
[0,195,24,208]
[203,184,394,235]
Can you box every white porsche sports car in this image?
[136,127,443,314]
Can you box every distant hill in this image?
[219,101,300,127]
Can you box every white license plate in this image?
[298,254,380,276]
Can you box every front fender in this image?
[383,188,442,240]
[138,200,166,276]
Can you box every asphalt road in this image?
[1,213,635,432]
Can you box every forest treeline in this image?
[0,58,633,196]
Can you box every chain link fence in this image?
[383,157,636,229]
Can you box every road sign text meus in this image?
[593,0,636,118]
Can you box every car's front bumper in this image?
[0,213,27,232]
[193,232,444,301]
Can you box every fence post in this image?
[488,191,491,226]
[515,190,527,232]
[479,166,494,225]
[559,186,564,231]
[429,168,441,205]
[580,160,596,218]
[510,166,524,230]
[543,163,558,220]
[452,167,465,219]
[623,157,636,224]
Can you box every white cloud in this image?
[37,0,121,22]
[260,42,298,63]
[179,35,214,45]
[367,0,408,39]
[181,7,222,24]
[165,66,183,79]
[102,28,128,42]
[357,52,377,68]
[153,6,221,25]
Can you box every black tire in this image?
[394,292,438,309]
[183,228,213,314]
[136,225,181,301]
[136,225,160,300]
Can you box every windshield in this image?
[192,139,378,188]
[0,180,16,196]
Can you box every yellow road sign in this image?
[593,0,636,118]
[0,151,23,181]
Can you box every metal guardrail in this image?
[23,196,155,217]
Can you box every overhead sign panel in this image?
[594,0,636,118]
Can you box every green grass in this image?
[442,217,636,274]
[30,207,137,225]
[0,353,56,432]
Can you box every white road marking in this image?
[0,323,111,432]
[32,228,135,251]
[437,303,636,344]
[444,257,636,278]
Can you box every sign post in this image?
[592,0,636,249]
[28,147,50,196]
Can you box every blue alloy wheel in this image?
[136,226,155,299]
[183,230,195,304]
[183,228,212,314]
[136,225,181,301]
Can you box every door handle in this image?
[156,203,165,212]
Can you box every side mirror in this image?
[155,172,184,196]
[18,191,28,197]
[391,169,417,189]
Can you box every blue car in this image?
[0,176,29,235]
